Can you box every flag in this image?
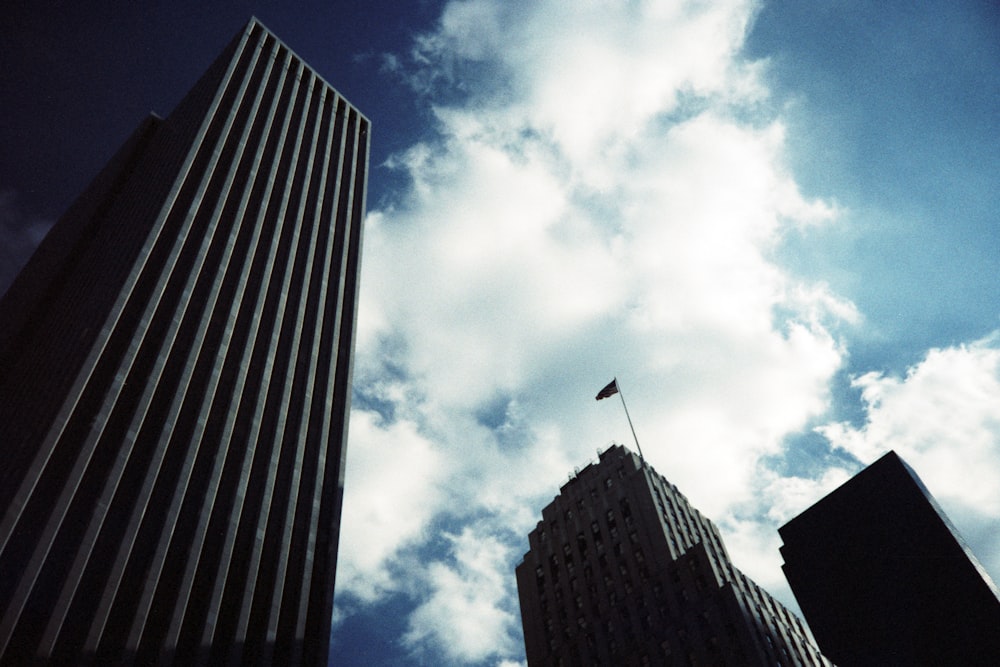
[595,379,618,401]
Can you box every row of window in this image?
[735,570,826,666]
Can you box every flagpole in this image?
[596,377,646,467]
[615,379,646,467]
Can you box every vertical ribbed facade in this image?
[0,19,368,666]
[516,445,830,666]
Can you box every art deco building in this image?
[0,18,368,665]
[780,450,1000,666]
[516,445,829,666]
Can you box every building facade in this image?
[780,450,1000,666]
[516,445,829,666]
[0,19,368,665]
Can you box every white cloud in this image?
[820,334,1000,510]
[760,466,855,527]
[336,410,448,603]
[403,527,520,664]
[338,0,868,661]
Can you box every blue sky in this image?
[2,1,999,665]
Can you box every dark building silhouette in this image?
[779,450,1000,666]
[0,18,368,665]
[516,445,830,666]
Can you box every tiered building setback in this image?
[516,445,829,666]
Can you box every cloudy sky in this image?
[2,1,999,665]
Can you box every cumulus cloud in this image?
[403,527,520,663]
[820,335,1000,509]
[336,410,448,603]
[336,0,862,661]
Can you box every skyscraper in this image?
[515,445,829,666]
[779,450,1000,666]
[0,18,368,665]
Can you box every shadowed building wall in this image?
[779,450,1000,666]
[516,445,830,666]
[0,18,368,665]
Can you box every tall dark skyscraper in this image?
[516,445,830,666]
[0,18,368,665]
[779,450,1000,666]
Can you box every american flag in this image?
[595,379,619,400]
